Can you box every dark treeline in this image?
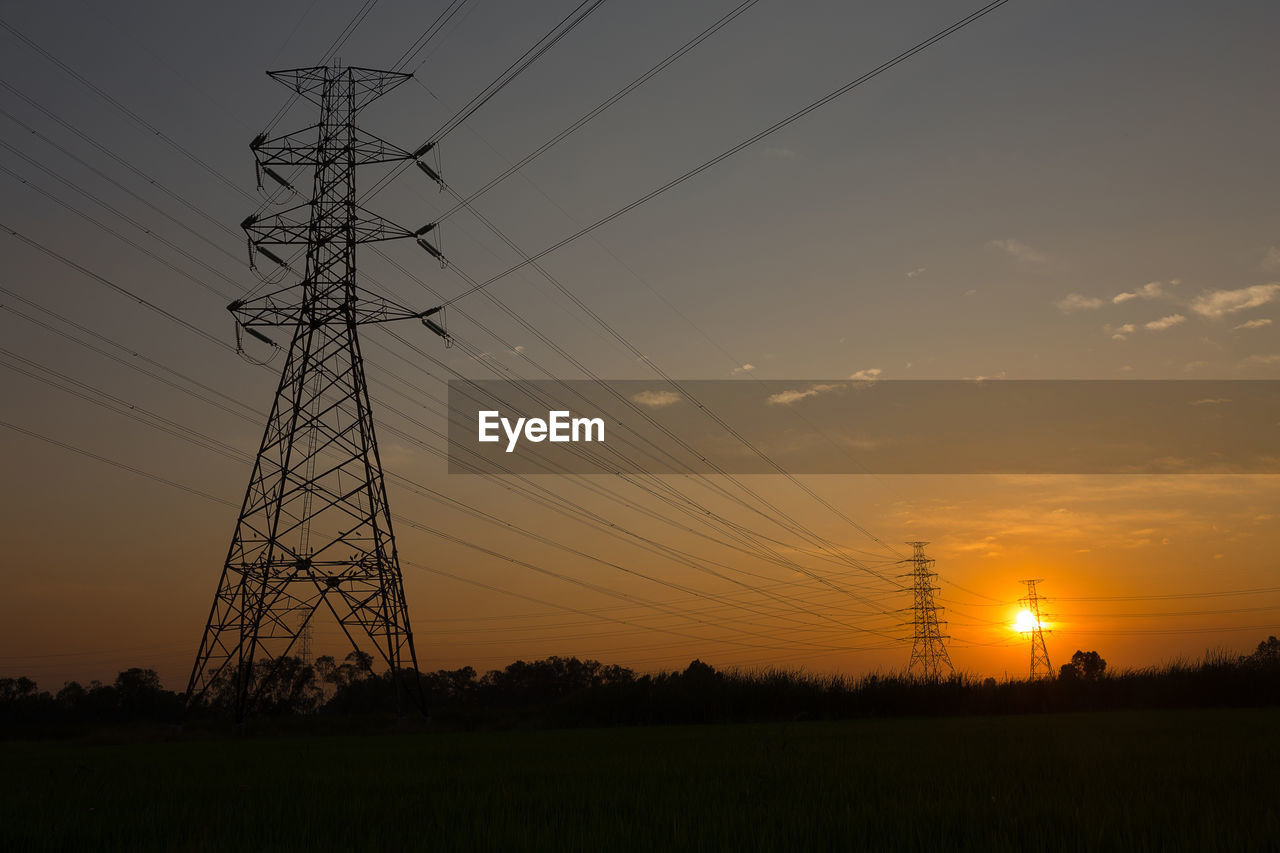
[2,637,1277,735]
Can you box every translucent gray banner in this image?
[445,380,1280,475]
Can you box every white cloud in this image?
[906,267,926,278]
[1262,247,1280,272]
[849,368,882,381]
[767,383,842,406]
[988,238,1046,264]
[1113,281,1166,303]
[1057,293,1104,313]
[1240,353,1280,367]
[1109,323,1136,341]
[1145,314,1186,331]
[1234,318,1272,331]
[631,390,681,408]
[730,363,755,375]
[1190,283,1280,318]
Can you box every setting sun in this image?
[1014,610,1041,633]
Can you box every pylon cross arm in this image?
[242,205,414,246]
[267,66,413,109]
[228,284,433,328]
[252,126,414,167]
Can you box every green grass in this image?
[3,708,1277,851]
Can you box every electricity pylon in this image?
[1020,578,1053,679]
[187,65,449,720]
[903,541,953,681]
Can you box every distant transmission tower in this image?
[297,618,313,667]
[1020,578,1053,679]
[187,65,450,720]
[903,541,953,681]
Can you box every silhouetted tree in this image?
[0,677,40,702]
[7,635,1280,732]
[1246,636,1280,666]
[55,681,86,708]
[681,659,720,684]
[330,650,375,692]
[1059,650,1107,681]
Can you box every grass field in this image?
[3,708,1277,851]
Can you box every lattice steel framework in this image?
[187,65,447,719]
[1020,578,1053,680]
[903,541,953,681]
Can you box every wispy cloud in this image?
[1191,398,1230,406]
[767,383,842,406]
[631,390,681,408]
[730,363,755,375]
[1262,247,1280,272]
[849,368,882,381]
[1240,353,1280,367]
[988,238,1046,264]
[1145,314,1186,331]
[1057,293,1104,313]
[906,267,926,279]
[1113,281,1167,303]
[1109,323,1136,341]
[1234,318,1272,331]
[1190,283,1280,318]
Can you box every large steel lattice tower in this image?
[903,541,953,681]
[187,65,448,718]
[1020,578,1053,680]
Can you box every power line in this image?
[361,0,614,202]
[2,5,906,602]
[0,79,246,240]
[0,105,246,265]
[0,420,237,508]
[0,168,903,652]
[435,0,766,218]
[4,325,900,647]
[439,0,1013,307]
[0,136,900,629]
[0,15,246,197]
[392,0,476,73]
[0,6,1039,666]
[426,0,610,144]
[1057,586,1280,603]
[1,384,896,655]
[1,223,228,350]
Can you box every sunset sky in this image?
[2,0,1278,690]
